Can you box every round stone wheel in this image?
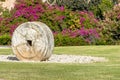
[12,22,54,61]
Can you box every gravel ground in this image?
[0,54,108,63]
[0,46,108,63]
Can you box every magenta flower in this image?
[117,14,120,19]
[69,27,99,41]
[53,31,58,36]
[10,24,18,36]
[78,27,88,36]
[14,10,23,18]
[14,4,44,20]
[85,38,91,44]
[48,5,55,10]
[88,11,94,17]
[70,30,78,38]
[59,6,64,11]
[80,17,86,24]
[62,29,71,36]
[79,11,86,16]
[0,17,3,21]
[89,28,99,38]
[55,15,66,22]
[15,3,26,9]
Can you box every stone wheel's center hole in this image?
[27,40,32,46]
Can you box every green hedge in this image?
[0,0,119,46]
[0,34,11,45]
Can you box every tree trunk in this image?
[12,22,54,61]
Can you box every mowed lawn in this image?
[0,46,120,80]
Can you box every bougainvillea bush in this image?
[0,0,102,46]
[54,27,100,46]
[0,0,116,46]
[99,5,120,45]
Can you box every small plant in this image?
[0,34,11,45]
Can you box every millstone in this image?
[12,22,54,61]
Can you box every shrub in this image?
[54,27,100,46]
[99,5,120,44]
[47,0,101,11]
[104,5,120,21]
[98,20,120,45]
[46,0,114,19]
[0,0,105,46]
[0,34,11,45]
[5,0,100,33]
[90,0,114,19]
[54,32,88,46]
[0,0,45,35]
[41,6,100,32]
[0,7,13,35]
[0,18,10,35]
[0,0,99,46]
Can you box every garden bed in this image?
[0,54,107,63]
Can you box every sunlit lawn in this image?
[0,46,120,80]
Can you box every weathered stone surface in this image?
[12,22,54,61]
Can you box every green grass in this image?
[0,46,120,80]
[0,48,13,55]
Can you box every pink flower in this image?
[53,31,58,36]
[80,17,86,24]
[88,11,94,17]
[117,14,120,19]
[79,11,86,16]
[85,38,91,44]
[14,4,44,20]
[48,5,55,10]
[55,15,66,22]
[0,17,3,21]
[70,30,78,38]
[10,24,18,36]
[78,27,88,36]
[59,6,64,11]
[62,29,71,36]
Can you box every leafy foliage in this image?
[54,28,100,46]
[100,5,120,44]
[47,0,101,11]
[90,0,114,19]
[0,34,11,45]
[0,0,119,45]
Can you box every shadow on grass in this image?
[7,56,19,61]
